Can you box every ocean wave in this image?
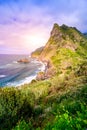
[0,63,12,69]
[6,63,12,66]
[38,63,45,72]
[6,63,45,87]
[6,74,37,87]
[13,61,18,64]
[31,60,39,64]
[0,62,18,69]
[0,75,6,78]
[0,59,46,87]
[31,58,44,64]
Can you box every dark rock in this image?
[17,58,29,63]
[36,72,45,81]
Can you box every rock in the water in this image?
[17,58,29,63]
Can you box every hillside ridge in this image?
[32,23,87,61]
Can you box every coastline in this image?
[35,59,55,81]
[15,59,46,87]
[0,56,46,88]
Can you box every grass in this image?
[11,82,87,130]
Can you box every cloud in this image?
[0,1,52,54]
[0,0,87,54]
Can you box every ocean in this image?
[0,54,45,87]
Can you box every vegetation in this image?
[31,46,44,58]
[0,23,87,129]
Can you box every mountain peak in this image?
[32,23,87,61]
[53,23,60,28]
[61,24,69,29]
[50,23,60,36]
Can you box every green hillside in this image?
[31,46,44,58]
[0,23,87,130]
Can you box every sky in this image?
[0,0,87,54]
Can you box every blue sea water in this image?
[0,54,45,87]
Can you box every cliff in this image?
[39,23,87,60]
[32,23,87,77]
[32,24,87,60]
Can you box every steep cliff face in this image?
[39,23,62,60]
[39,23,87,61]
[32,23,87,77]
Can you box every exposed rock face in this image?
[32,23,87,79]
[36,72,45,80]
[36,67,56,81]
[36,61,56,81]
[39,23,86,60]
[50,23,61,37]
[17,58,29,63]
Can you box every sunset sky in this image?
[0,0,87,54]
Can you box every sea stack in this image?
[17,58,29,63]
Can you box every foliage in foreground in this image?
[13,83,87,130]
[0,45,87,129]
[0,80,87,130]
[13,102,87,130]
[0,87,33,130]
[45,104,87,130]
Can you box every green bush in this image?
[0,87,33,130]
[45,104,87,130]
[13,120,32,130]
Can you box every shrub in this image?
[0,88,33,130]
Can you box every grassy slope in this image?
[31,46,44,58]
[0,24,87,130]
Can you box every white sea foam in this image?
[13,61,17,64]
[17,61,45,87]
[0,75,6,78]
[31,59,46,72]
[18,75,37,86]
[5,60,46,87]
[38,62,45,72]
[0,62,18,69]
[0,63,12,68]
[7,74,37,87]
[6,63,12,66]
[31,60,40,64]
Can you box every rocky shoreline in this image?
[36,60,56,81]
[17,57,56,87]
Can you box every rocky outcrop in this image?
[36,61,56,81]
[32,23,87,80]
[38,23,87,61]
[36,72,45,80]
[36,67,56,81]
[50,23,61,37]
[17,58,29,63]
